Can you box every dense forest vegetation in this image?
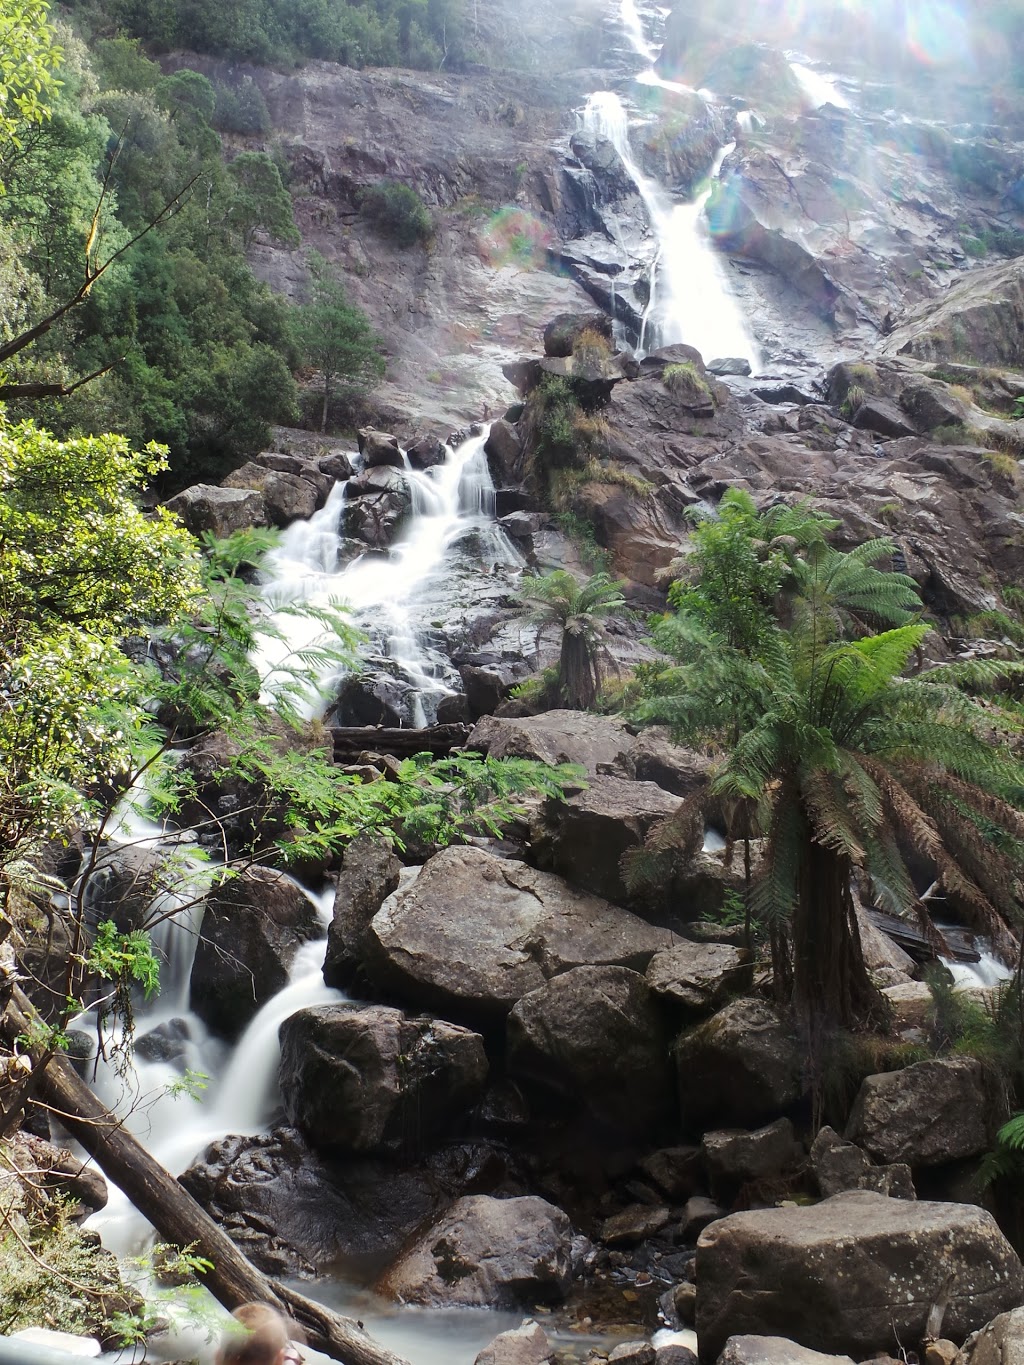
[0,7,393,490]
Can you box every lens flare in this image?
[477,207,553,269]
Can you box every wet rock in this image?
[883,259,1024,369]
[189,867,322,1040]
[474,1319,553,1365]
[377,1194,572,1308]
[696,1191,1024,1361]
[707,357,752,376]
[610,1343,657,1365]
[436,692,472,724]
[467,710,636,776]
[135,1017,193,1067]
[181,1127,521,1279]
[485,419,526,488]
[957,1307,1024,1365]
[716,1340,855,1365]
[164,484,267,537]
[222,462,320,525]
[323,835,402,987]
[536,776,683,904]
[333,667,417,726]
[460,659,532,719]
[507,964,673,1135]
[342,465,412,548]
[279,1003,488,1154]
[80,842,167,933]
[702,1120,803,1189]
[845,1058,988,1167]
[406,435,446,471]
[602,1205,673,1247]
[675,1000,803,1132]
[809,1127,915,1200]
[646,942,753,1015]
[899,379,969,432]
[658,1344,698,1365]
[358,427,404,469]
[674,1281,697,1325]
[366,845,678,1021]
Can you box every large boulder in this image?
[180,1127,523,1279]
[675,1000,803,1131]
[845,1058,989,1167]
[535,776,682,904]
[365,846,679,1021]
[221,462,319,525]
[189,867,322,1040]
[279,1003,487,1154]
[377,1194,572,1308]
[484,419,526,486]
[342,466,413,548]
[467,711,635,777]
[474,1320,553,1365]
[506,966,673,1135]
[646,942,753,1015]
[323,836,402,987]
[164,484,267,537]
[696,1191,1024,1361]
[716,1341,854,1365]
[702,1120,803,1190]
[358,428,404,468]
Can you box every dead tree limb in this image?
[1,986,410,1365]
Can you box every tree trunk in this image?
[1,988,410,1365]
[792,831,884,1035]
[559,633,596,710]
[320,379,330,433]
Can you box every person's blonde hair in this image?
[214,1302,294,1365]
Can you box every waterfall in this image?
[253,426,521,725]
[581,91,760,367]
[787,54,852,109]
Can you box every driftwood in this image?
[331,723,470,760]
[2,987,410,1365]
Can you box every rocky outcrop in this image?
[377,1194,573,1308]
[278,1003,488,1153]
[506,965,673,1135]
[323,835,402,987]
[696,1191,1024,1361]
[358,428,404,468]
[221,461,320,525]
[845,1058,990,1167]
[884,260,1024,369]
[675,999,803,1131]
[189,867,322,1039]
[164,484,267,537]
[341,465,413,548]
[365,845,677,1021]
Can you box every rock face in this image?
[675,1000,803,1131]
[189,867,322,1040]
[365,845,678,1021]
[323,835,402,987]
[506,966,673,1134]
[884,259,1024,368]
[695,1191,1024,1361]
[845,1058,989,1167]
[377,1194,573,1308]
[278,1003,488,1154]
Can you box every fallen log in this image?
[331,723,469,760]
[2,986,410,1365]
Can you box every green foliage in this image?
[360,179,433,246]
[518,569,628,710]
[293,250,386,431]
[225,149,299,249]
[663,361,712,404]
[633,489,1024,1033]
[525,374,583,478]
[0,0,63,179]
[212,76,270,135]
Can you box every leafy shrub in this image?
[663,361,713,405]
[360,181,433,246]
[213,77,271,135]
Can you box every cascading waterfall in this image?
[581,0,761,368]
[254,427,520,725]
